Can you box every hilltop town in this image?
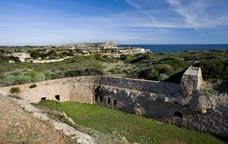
[1,42,148,64]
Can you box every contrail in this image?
[125,0,160,28]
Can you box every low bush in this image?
[120,54,134,63]
[64,68,104,77]
[195,60,228,81]
[13,75,31,84]
[95,54,118,63]
[25,71,46,82]
[109,68,122,74]
[10,87,20,94]
[158,57,189,71]
[139,64,174,81]
[29,84,37,88]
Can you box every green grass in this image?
[37,100,225,144]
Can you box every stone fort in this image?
[0,66,227,139]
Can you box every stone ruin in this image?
[181,66,203,95]
[0,66,227,139]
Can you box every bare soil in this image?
[0,96,76,144]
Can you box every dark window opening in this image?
[41,97,46,101]
[114,100,117,106]
[100,96,103,102]
[95,95,98,101]
[174,111,183,119]
[55,95,60,101]
[108,97,111,105]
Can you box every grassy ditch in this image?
[35,100,225,144]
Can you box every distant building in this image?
[8,60,15,64]
[100,41,117,49]
[11,53,32,62]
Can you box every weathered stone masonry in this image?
[0,66,227,139]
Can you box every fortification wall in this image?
[0,78,94,103]
[93,76,182,97]
[93,84,228,138]
[0,67,227,139]
[0,76,181,103]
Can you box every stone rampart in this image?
[0,77,94,104]
[0,67,227,139]
[93,84,228,139]
[0,76,181,103]
[93,76,182,97]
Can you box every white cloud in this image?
[166,0,200,28]
[166,0,228,29]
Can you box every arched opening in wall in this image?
[174,111,183,119]
[55,95,60,101]
[108,97,111,105]
[41,97,46,101]
[100,96,103,102]
[114,100,117,106]
[94,95,98,101]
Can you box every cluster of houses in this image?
[7,42,150,63]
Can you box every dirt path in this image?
[0,96,76,144]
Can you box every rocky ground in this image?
[0,95,78,144]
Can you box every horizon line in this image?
[1,43,228,47]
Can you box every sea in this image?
[119,44,228,53]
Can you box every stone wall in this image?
[181,66,203,96]
[0,67,227,139]
[0,78,95,104]
[92,84,228,139]
[93,76,182,97]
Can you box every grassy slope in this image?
[37,101,225,144]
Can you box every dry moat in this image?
[0,66,227,143]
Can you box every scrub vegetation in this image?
[0,47,227,92]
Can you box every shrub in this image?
[30,51,41,58]
[10,87,20,94]
[195,60,228,81]
[25,71,38,82]
[30,50,48,59]
[155,64,174,76]
[47,50,58,59]
[34,73,46,82]
[13,75,31,84]
[4,75,15,85]
[61,51,74,56]
[95,54,118,63]
[120,54,134,63]
[139,64,174,81]
[44,71,53,80]
[158,58,189,71]
[51,71,65,79]
[29,84,37,88]
[9,56,20,62]
[25,71,46,82]
[157,73,169,81]
[64,68,104,77]
[109,68,122,74]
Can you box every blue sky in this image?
[0,0,228,45]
